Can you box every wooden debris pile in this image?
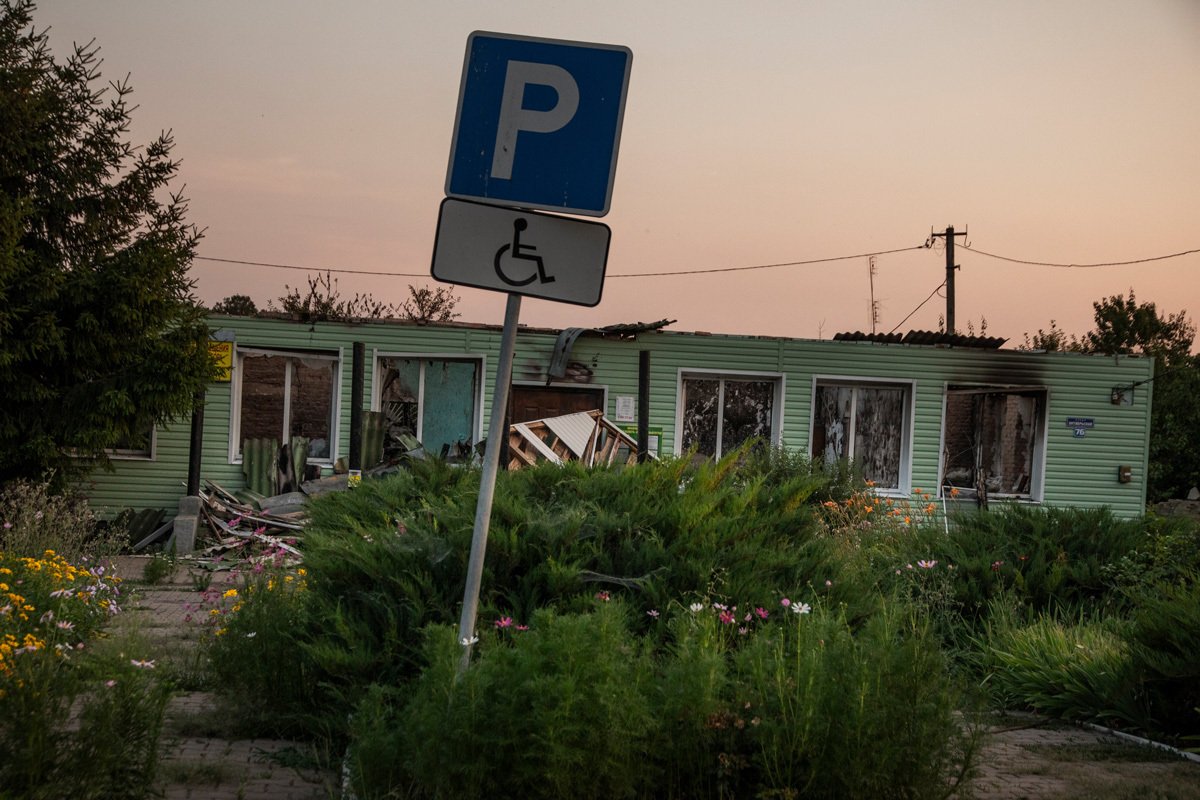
[192,480,305,570]
[507,409,646,470]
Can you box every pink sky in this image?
[35,1,1200,345]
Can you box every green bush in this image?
[348,602,658,800]
[733,602,973,799]
[293,452,858,712]
[0,477,124,561]
[909,505,1147,621]
[1125,575,1200,739]
[969,601,1144,728]
[347,597,973,800]
[201,564,320,738]
[0,550,168,800]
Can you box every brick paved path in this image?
[112,557,337,800]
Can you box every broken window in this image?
[812,381,909,491]
[942,387,1045,500]
[377,356,480,458]
[235,349,339,462]
[680,374,778,458]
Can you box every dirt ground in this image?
[110,556,1200,800]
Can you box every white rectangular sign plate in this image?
[431,198,611,307]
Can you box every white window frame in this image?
[674,369,786,458]
[938,383,1049,502]
[808,375,916,496]
[229,346,342,465]
[105,426,157,461]
[372,351,486,447]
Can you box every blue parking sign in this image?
[445,32,632,217]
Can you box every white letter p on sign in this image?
[490,61,580,181]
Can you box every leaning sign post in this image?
[432,31,631,671]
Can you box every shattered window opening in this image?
[235,349,339,462]
[377,356,480,458]
[942,387,1045,500]
[812,381,910,491]
[681,374,778,458]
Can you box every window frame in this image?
[938,383,1049,502]
[808,375,916,496]
[105,426,157,461]
[228,345,342,465]
[372,351,486,451]
[674,368,785,458]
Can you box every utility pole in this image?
[868,255,879,334]
[930,226,966,334]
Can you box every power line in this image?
[194,256,427,278]
[961,245,1200,269]
[194,243,930,281]
[611,245,928,278]
[889,281,946,335]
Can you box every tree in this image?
[1085,291,1199,501]
[1020,320,1084,353]
[210,294,258,316]
[0,0,216,486]
[270,271,397,322]
[400,283,461,324]
[265,274,462,325]
[1086,289,1195,368]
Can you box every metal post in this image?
[186,389,205,496]
[349,342,365,472]
[457,293,522,673]
[637,350,650,463]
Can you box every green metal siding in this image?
[82,316,1154,520]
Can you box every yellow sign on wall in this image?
[209,341,233,382]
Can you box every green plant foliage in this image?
[0,549,168,799]
[202,566,320,738]
[1125,576,1200,739]
[293,450,858,712]
[0,476,123,560]
[349,603,655,800]
[347,599,972,800]
[1102,515,1200,600]
[969,603,1144,728]
[733,604,974,799]
[0,0,216,485]
[936,505,1147,619]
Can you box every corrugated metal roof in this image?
[833,329,1008,349]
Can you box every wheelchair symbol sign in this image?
[431,199,610,307]
[495,218,555,287]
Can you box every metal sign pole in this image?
[457,291,522,673]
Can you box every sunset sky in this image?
[34,1,1200,344]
